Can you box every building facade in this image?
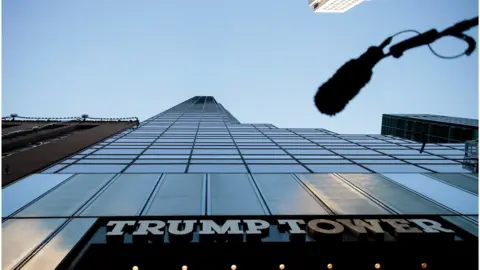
[381,114,478,144]
[3,97,478,269]
[2,116,138,186]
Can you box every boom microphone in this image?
[314,45,387,116]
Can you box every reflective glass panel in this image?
[15,174,115,217]
[209,174,266,215]
[297,174,390,214]
[188,164,248,173]
[145,174,204,215]
[3,218,67,269]
[252,174,329,215]
[248,164,308,173]
[3,174,73,217]
[125,165,187,173]
[383,173,478,214]
[306,164,370,173]
[80,174,160,216]
[58,164,127,173]
[21,218,97,270]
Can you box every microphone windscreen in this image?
[314,59,373,116]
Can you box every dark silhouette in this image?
[314,16,478,116]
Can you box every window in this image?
[419,164,474,173]
[248,164,308,173]
[297,174,390,214]
[85,154,138,159]
[3,218,67,270]
[246,159,298,164]
[330,149,379,155]
[79,174,160,216]
[188,164,248,173]
[287,149,333,155]
[144,149,191,155]
[59,164,127,173]
[76,159,132,164]
[14,174,116,217]
[306,164,370,173]
[20,218,97,270]
[363,164,429,173]
[42,164,68,173]
[339,174,452,215]
[240,149,286,155]
[252,174,329,215]
[125,164,187,173]
[190,159,244,164]
[144,174,204,216]
[3,174,73,217]
[95,149,143,155]
[138,154,190,159]
[193,149,239,155]
[383,173,478,214]
[80,149,97,155]
[300,159,352,164]
[209,174,266,215]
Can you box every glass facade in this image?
[381,114,478,143]
[3,96,478,269]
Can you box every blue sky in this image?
[3,0,478,134]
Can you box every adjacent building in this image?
[381,114,478,143]
[309,0,365,13]
[3,97,478,270]
[2,115,138,186]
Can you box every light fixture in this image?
[375,263,381,269]
[231,265,237,270]
[132,266,139,270]
[421,263,428,269]
[327,263,333,269]
[182,266,188,270]
[279,264,285,270]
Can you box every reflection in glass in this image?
[382,173,479,214]
[41,164,67,173]
[145,174,204,216]
[125,164,187,173]
[297,174,390,214]
[80,174,160,216]
[58,164,127,173]
[188,164,248,173]
[306,164,370,173]
[339,174,453,215]
[363,164,429,173]
[15,174,115,217]
[426,174,478,194]
[3,218,66,269]
[248,164,308,173]
[21,218,97,270]
[252,174,329,215]
[209,174,266,215]
[3,174,73,217]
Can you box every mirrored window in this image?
[240,149,286,155]
[21,218,97,270]
[15,174,115,217]
[85,154,137,159]
[193,149,239,155]
[138,154,190,159]
[287,149,333,155]
[330,149,380,155]
[58,164,127,173]
[306,164,370,173]
[144,149,191,155]
[3,218,67,270]
[209,174,266,215]
[297,174,390,214]
[42,164,68,173]
[188,164,248,173]
[252,174,329,215]
[80,174,160,216]
[247,164,308,172]
[382,173,478,214]
[76,159,132,164]
[95,149,143,155]
[145,174,204,216]
[125,164,187,173]
[3,174,73,217]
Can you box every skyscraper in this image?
[381,114,478,143]
[3,97,478,269]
